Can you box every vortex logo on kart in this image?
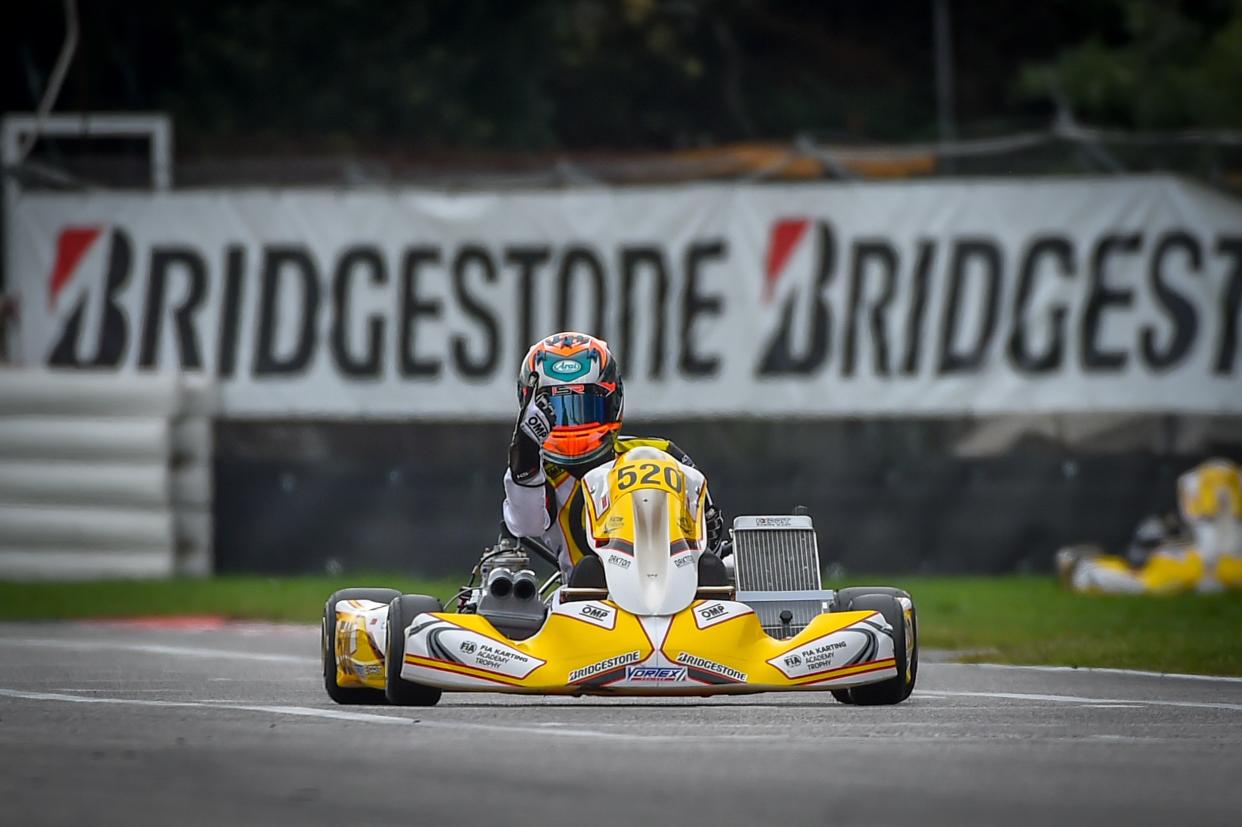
[626,666,687,682]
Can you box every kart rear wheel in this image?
[385,594,444,707]
[842,593,917,706]
[322,588,401,705]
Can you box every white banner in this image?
[6,176,1242,417]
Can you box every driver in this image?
[502,331,726,580]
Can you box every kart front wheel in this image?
[841,593,918,706]
[322,588,401,705]
[385,594,444,707]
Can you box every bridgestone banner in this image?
[6,176,1242,417]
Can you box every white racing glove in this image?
[508,395,555,486]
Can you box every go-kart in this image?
[322,447,917,706]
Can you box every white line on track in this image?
[0,688,408,724]
[0,688,761,741]
[964,662,1242,684]
[916,689,1242,713]
[0,637,316,665]
[6,634,1242,685]
[47,687,195,693]
[3,635,1239,715]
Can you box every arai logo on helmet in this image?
[548,355,586,377]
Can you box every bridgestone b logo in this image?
[568,651,640,682]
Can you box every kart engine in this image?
[471,538,546,640]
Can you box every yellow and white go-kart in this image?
[323,447,917,706]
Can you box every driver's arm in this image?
[503,469,552,537]
[503,396,555,538]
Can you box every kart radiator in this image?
[731,515,830,637]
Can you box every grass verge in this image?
[830,575,1242,677]
[0,574,1238,676]
[0,575,461,624]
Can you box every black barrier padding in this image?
[213,420,1238,576]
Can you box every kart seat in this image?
[697,552,729,587]
[567,555,607,590]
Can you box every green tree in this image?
[1020,0,1242,129]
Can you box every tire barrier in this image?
[0,369,215,579]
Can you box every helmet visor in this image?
[547,385,612,428]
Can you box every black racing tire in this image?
[830,586,912,611]
[830,586,918,703]
[385,594,444,707]
[842,593,917,706]
[322,588,402,705]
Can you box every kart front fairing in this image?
[392,596,896,695]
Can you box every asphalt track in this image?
[0,621,1238,826]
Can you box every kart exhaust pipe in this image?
[487,569,513,598]
[512,570,538,601]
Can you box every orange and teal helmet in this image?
[518,332,623,466]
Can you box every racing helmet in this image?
[518,332,623,467]
[1126,515,1168,567]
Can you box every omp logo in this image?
[698,603,727,620]
[580,605,609,620]
[524,413,550,442]
[626,666,687,682]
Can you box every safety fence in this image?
[0,369,214,579]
